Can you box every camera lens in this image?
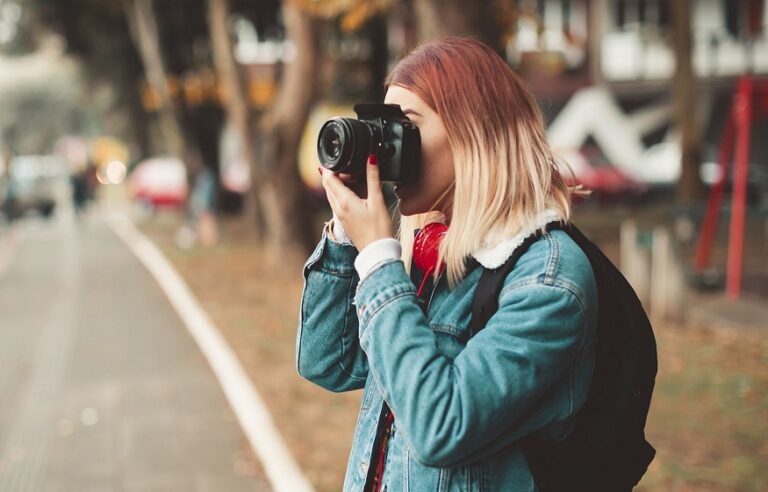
[322,128,343,160]
[317,118,372,174]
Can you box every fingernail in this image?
[368,154,377,166]
[318,167,323,176]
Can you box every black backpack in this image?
[468,223,657,492]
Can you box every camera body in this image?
[317,103,420,183]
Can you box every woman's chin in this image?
[395,193,413,215]
[398,203,414,216]
[395,184,438,216]
[394,186,415,214]
[396,198,427,216]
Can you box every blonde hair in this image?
[386,37,576,288]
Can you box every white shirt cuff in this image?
[354,238,402,281]
[327,213,352,245]
[333,220,353,245]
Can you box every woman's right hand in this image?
[320,167,367,198]
[320,157,392,253]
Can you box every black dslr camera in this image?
[316,103,420,183]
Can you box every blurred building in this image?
[502,0,766,90]
[504,0,767,196]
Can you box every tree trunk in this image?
[258,2,319,259]
[207,0,265,236]
[671,0,705,205]
[414,0,502,51]
[587,0,608,85]
[122,0,201,178]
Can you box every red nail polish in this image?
[368,154,377,166]
[318,167,323,176]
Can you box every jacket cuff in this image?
[354,260,415,333]
[354,238,402,282]
[304,229,359,277]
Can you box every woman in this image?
[297,37,597,491]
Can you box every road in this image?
[0,214,270,492]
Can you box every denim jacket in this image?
[296,224,597,491]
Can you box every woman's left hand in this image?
[321,155,393,251]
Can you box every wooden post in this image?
[651,226,686,321]
[620,220,650,308]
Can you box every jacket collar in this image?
[470,209,563,269]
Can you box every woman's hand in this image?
[321,155,393,251]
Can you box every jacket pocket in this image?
[430,324,468,361]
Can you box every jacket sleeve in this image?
[354,260,590,468]
[296,231,369,392]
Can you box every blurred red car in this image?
[556,146,647,197]
[129,157,188,209]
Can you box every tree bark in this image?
[587,0,607,85]
[207,0,265,235]
[258,2,320,258]
[671,0,705,205]
[414,0,502,51]
[122,0,201,178]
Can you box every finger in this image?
[323,179,347,223]
[335,172,366,198]
[366,154,383,202]
[326,189,341,217]
[320,170,340,204]
[320,169,360,188]
[323,170,361,213]
[337,173,359,183]
[319,169,333,195]
[324,170,357,198]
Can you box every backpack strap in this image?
[466,223,562,342]
[466,222,564,492]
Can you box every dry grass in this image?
[638,325,768,492]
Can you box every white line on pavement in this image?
[108,216,315,492]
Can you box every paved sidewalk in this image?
[0,222,20,276]
[0,216,271,491]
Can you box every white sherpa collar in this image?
[470,209,563,269]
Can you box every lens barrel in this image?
[317,118,373,174]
